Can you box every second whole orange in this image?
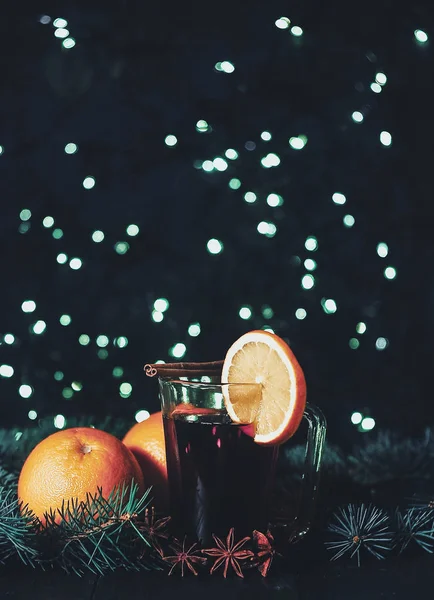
[122,411,168,510]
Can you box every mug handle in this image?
[287,401,327,543]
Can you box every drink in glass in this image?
[159,377,325,544]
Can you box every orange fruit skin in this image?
[122,411,168,511]
[18,427,144,526]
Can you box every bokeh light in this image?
[377,242,389,257]
[332,192,346,205]
[384,266,397,279]
[356,322,367,334]
[126,224,140,236]
[244,192,257,203]
[64,143,78,154]
[62,38,76,49]
[164,134,177,146]
[375,337,389,350]
[0,365,14,378]
[343,214,355,227]
[135,410,150,422]
[322,298,337,314]
[196,120,210,132]
[32,320,46,334]
[304,259,317,271]
[225,148,238,159]
[79,334,90,346]
[295,308,307,320]
[170,343,187,358]
[301,274,315,289]
[351,412,363,425]
[188,323,201,337]
[239,306,252,320]
[305,236,318,251]
[82,176,95,189]
[19,384,33,398]
[92,230,105,243]
[360,417,376,431]
[290,26,303,37]
[275,17,290,29]
[351,111,364,123]
[380,131,392,146]
[376,72,387,85]
[69,258,83,270]
[207,238,224,254]
[154,298,169,312]
[267,193,283,207]
[152,310,164,323]
[21,300,36,313]
[414,29,428,43]
[289,136,307,149]
[53,17,68,28]
[54,414,66,429]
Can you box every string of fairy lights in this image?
[0,13,429,433]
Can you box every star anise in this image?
[163,537,207,576]
[140,506,171,556]
[202,528,254,578]
[252,529,276,577]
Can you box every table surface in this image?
[1,553,431,600]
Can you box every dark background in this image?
[1,0,433,451]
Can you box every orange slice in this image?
[221,330,306,445]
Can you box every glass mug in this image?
[159,377,326,545]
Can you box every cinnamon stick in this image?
[144,360,223,378]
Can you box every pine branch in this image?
[0,487,38,566]
[325,504,394,566]
[0,464,18,489]
[407,492,434,510]
[0,478,167,575]
[35,482,164,576]
[280,441,348,483]
[395,508,434,554]
[348,430,434,486]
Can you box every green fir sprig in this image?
[33,482,164,575]
[325,504,394,565]
[395,508,434,554]
[0,464,18,489]
[0,486,38,566]
[0,479,166,575]
[348,430,434,486]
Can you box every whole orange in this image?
[122,411,168,511]
[18,427,144,526]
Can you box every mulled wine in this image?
[163,411,278,543]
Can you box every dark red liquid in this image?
[163,412,278,543]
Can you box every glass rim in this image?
[158,377,261,390]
